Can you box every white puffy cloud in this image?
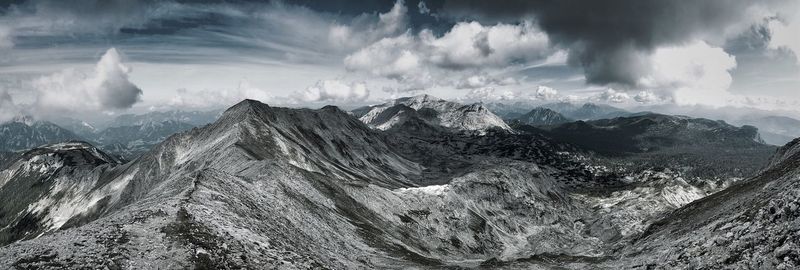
[327,0,408,51]
[534,85,560,101]
[768,13,800,62]
[33,48,142,112]
[596,88,631,103]
[424,21,552,69]
[637,41,737,106]
[456,74,518,89]
[464,87,519,102]
[463,85,566,103]
[294,80,369,103]
[345,34,421,79]
[167,80,274,109]
[344,20,553,91]
[634,91,662,103]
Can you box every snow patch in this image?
[394,184,450,196]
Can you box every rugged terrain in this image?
[0,99,791,269]
[353,94,511,133]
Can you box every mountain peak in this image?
[10,115,36,126]
[222,99,272,119]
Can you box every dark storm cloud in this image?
[437,0,792,86]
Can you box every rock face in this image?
[607,138,800,269]
[0,99,792,269]
[0,116,82,152]
[514,107,573,126]
[354,94,511,134]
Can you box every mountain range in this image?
[353,94,511,134]
[0,110,221,162]
[1,97,795,268]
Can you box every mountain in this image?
[484,101,539,120]
[514,107,573,126]
[94,120,196,160]
[0,100,600,268]
[354,94,511,133]
[607,138,800,269]
[0,100,788,269]
[517,113,776,179]
[0,141,120,245]
[541,102,631,120]
[102,109,221,129]
[0,116,82,153]
[732,115,800,146]
[51,117,98,139]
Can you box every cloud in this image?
[463,85,564,103]
[768,12,800,62]
[327,0,408,51]
[423,21,552,69]
[0,90,20,123]
[294,79,369,103]
[634,91,662,104]
[33,48,143,112]
[639,41,737,106]
[418,1,431,15]
[167,80,274,109]
[534,85,559,101]
[440,0,792,86]
[345,20,553,91]
[0,26,12,49]
[455,74,517,89]
[2,0,174,37]
[596,88,631,103]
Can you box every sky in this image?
[0,0,799,122]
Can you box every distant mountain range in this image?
[539,102,631,120]
[0,110,221,161]
[731,115,800,146]
[101,110,222,128]
[515,113,775,179]
[0,116,82,152]
[353,94,511,133]
[512,107,573,126]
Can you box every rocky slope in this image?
[603,138,800,269]
[353,94,511,134]
[0,141,121,245]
